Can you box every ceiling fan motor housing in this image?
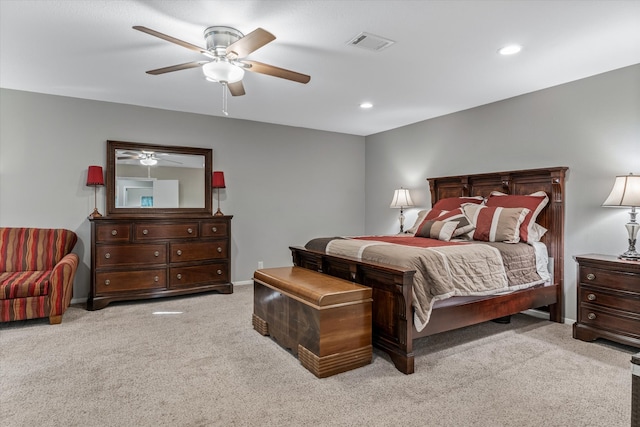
[204,26,244,57]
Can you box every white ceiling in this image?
[2,1,639,136]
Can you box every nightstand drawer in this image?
[579,286,640,313]
[579,305,640,338]
[579,266,640,292]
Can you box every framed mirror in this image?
[106,140,212,217]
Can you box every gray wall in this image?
[365,64,640,321]
[0,90,366,300]
[1,64,638,321]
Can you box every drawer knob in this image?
[217,247,222,253]
[143,229,149,235]
[217,269,222,275]
[111,229,117,236]
[176,249,182,256]
[587,312,597,320]
[177,274,182,280]
[187,228,193,234]
[154,276,159,282]
[154,251,160,257]
[586,273,595,280]
[587,293,596,301]
[212,227,217,233]
[104,279,111,286]
[104,253,111,259]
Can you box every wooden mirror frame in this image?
[105,140,213,217]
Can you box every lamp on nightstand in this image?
[603,173,640,260]
[212,171,226,217]
[390,187,414,233]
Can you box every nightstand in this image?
[573,254,640,348]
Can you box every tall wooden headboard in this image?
[427,167,568,297]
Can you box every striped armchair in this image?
[0,228,79,324]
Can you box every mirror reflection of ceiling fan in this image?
[117,150,182,166]
[133,25,311,115]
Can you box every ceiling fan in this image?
[133,25,311,100]
[117,150,181,166]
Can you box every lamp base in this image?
[214,208,224,217]
[619,253,640,261]
[620,213,639,261]
[88,208,103,219]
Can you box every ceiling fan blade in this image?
[145,61,208,75]
[227,81,246,97]
[226,28,276,58]
[243,60,310,84]
[133,26,214,58]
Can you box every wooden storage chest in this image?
[253,266,372,378]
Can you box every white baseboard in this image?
[523,309,575,325]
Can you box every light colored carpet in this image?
[1,284,635,427]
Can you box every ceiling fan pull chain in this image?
[222,82,229,116]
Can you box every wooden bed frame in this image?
[290,167,568,374]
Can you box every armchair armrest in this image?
[48,252,79,324]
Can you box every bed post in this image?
[548,168,567,323]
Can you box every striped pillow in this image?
[485,191,549,242]
[435,208,475,237]
[462,204,530,243]
[415,220,459,241]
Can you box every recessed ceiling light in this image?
[498,44,522,55]
[360,102,373,109]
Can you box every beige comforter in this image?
[318,237,545,332]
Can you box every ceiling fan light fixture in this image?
[202,59,245,83]
[140,157,158,166]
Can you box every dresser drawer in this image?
[134,223,199,240]
[95,244,167,267]
[170,241,228,262]
[579,305,640,338]
[95,269,166,293]
[579,286,640,313]
[95,223,131,242]
[169,263,229,288]
[201,221,229,238]
[580,266,640,293]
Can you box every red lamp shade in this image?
[212,171,226,189]
[86,166,104,186]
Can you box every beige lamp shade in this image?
[602,174,640,207]
[390,188,414,208]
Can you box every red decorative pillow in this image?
[462,204,530,243]
[432,196,484,211]
[485,191,549,242]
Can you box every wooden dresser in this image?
[573,254,640,348]
[88,215,232,310]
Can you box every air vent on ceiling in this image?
[347,32,395,52]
